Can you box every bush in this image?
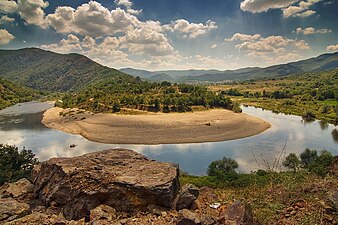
[207,157,239,178]
[0,144,39,185]
[300,148,318,168]
[308,150,334,176]
[283,153,300,172]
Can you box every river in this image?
[0,101,337,175]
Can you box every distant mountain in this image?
[0,77,40,109]
[122,52,338,82]
[120,68,222,79]
[148,73,174,82]
[180,52,338,82]
[0,48,134,92]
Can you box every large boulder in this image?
[32,149,180,220]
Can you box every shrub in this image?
[300,148,318,168]
[283,153,300,172]
[207,157,239,178]
[0,144,39,185]
[308,150,334,176]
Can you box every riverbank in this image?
[42,107,271,145]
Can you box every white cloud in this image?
[47,2,140,37]
[0,0,18,13]
[240,0,322,18]
[0,15,15,24]
[0,29,15,45]
[210,44,217,49]
[295,27,332,35]
[120,26,174,56]
[327,44,338,52]
[225,33,261,42]
[17,0,49,28]
[227,33,310,63]
[282,0,321,18]
[114,0,142,15]
[240,0,298,13]
[164,19,217,38]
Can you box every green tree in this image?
[308,150,334,176]
[283,153,300,172]
[207,157,239,177]
[0,144,39,185]
[300,148,317,168]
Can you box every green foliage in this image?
[283,153,300,172]
[300,148,318,168]
[308,150,334,176]
[207,157,239,178]
[0,144,39,185]
[60,80,235,113]
[0,48,134,92]
[0,78,41,110]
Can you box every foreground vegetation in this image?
[210,70,338,124]
[0,78,42,110]
[0,144,38,185]
[181,148,337,224]
[59,80,241,113]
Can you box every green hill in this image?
[0,48,134,92]
[0,78,41,110]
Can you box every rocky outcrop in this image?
[0,198,30,223]
[32,149,180,220]
[0,179,33,202]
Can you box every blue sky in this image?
[0,0,337,70]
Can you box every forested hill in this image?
[0,78,41,110]
[0,48,134,92]
[121,52,338,82]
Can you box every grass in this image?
[180,171,338,224]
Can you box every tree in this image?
[283,153,300,172]
[0,144,39,185]
[207,157,239,177]
[308,150,334,176]
[300,148,317,168]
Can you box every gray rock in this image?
[174,184,199,210]
[32,149,180,220]
[0,198,30,222]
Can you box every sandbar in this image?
[42,107,271,145]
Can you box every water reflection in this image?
[0,102,337,175]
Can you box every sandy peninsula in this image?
[42,107,271,145]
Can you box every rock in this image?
[89,204,116,224]
[32,149,180,220]
[0,198,30,222]
[174,184,200,210]
[0,178,33,199]
[5,212,67,225]
[147,204,169,216]
[177,209,201,225]
[218,200,254,225]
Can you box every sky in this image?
[0,0,337,71]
